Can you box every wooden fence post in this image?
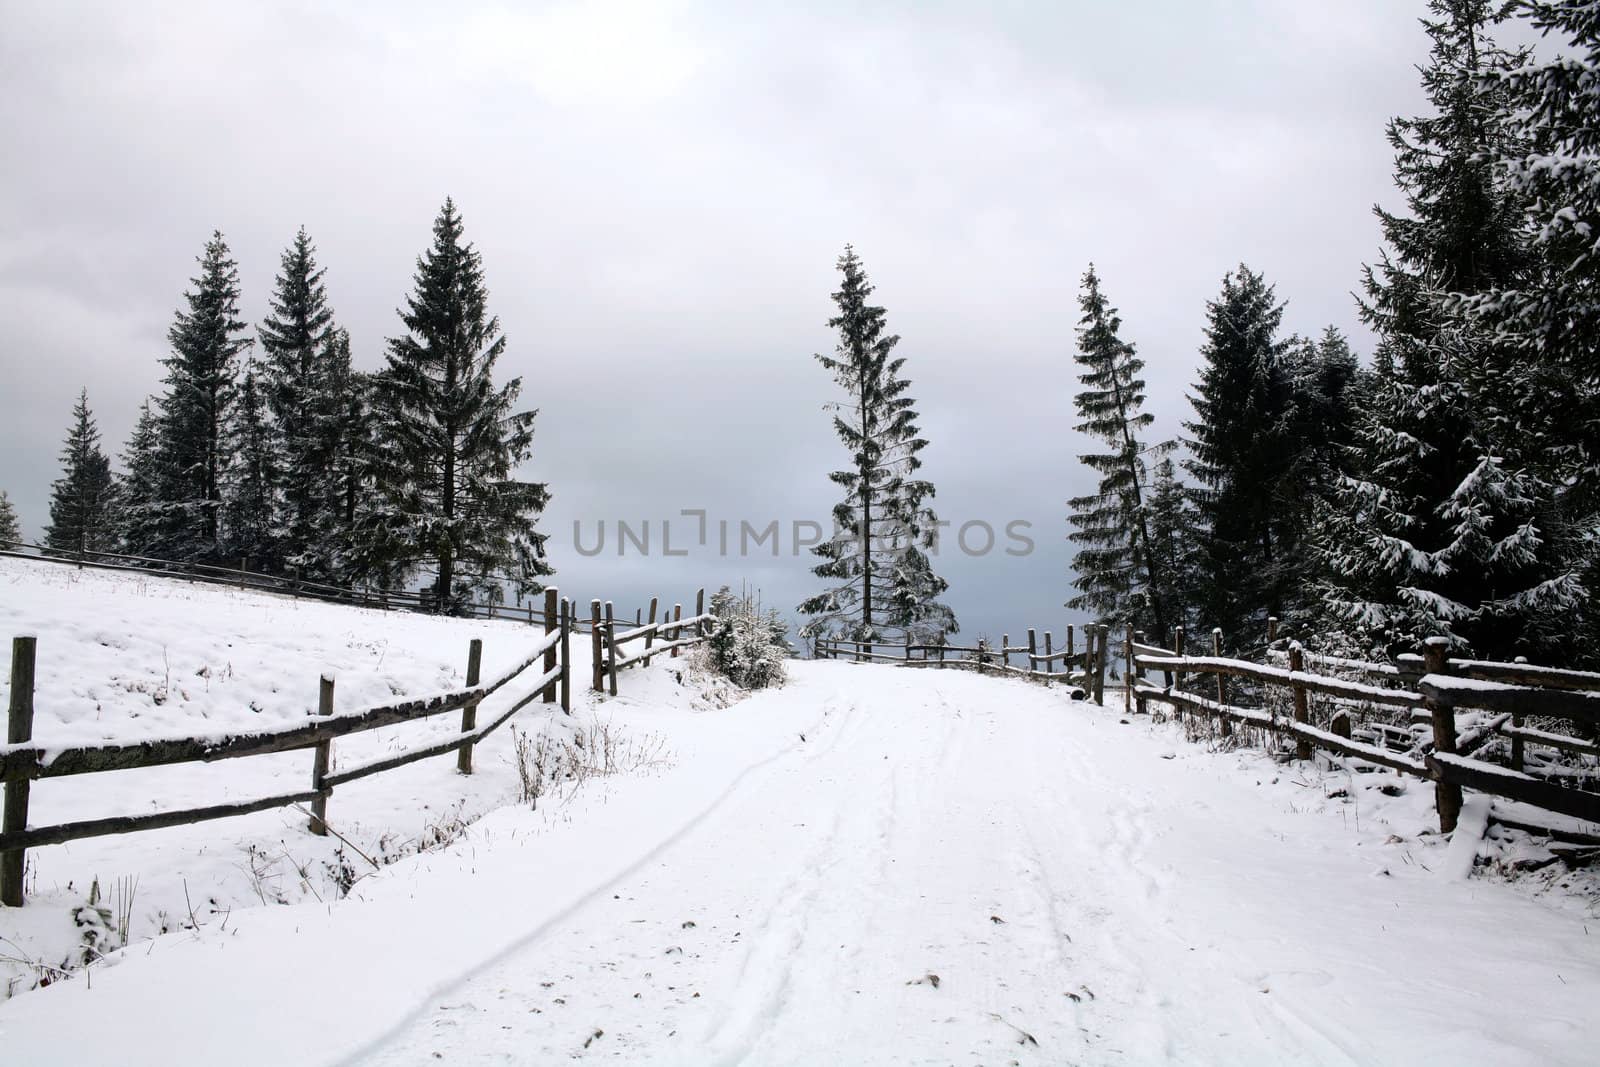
[1289,643,1310,760]
[1002,634,1010,673]
[1043,632,1053,682]
[1212,628,1231,737]
[2,635,37,906]
[1125,627,1136,715]
[606,602,619,696]
[671,604,683,659]
[309,674,334,834]
[559,598,572,714]
[542,588,559,703]
[457,638,483,774]
[1085,626,1097,693]
[1094,626,1110,705]
[643,597,659,667]
[1268,616,1279,645]
[695,589,705,636]
[1172,625,1185,693]
[905,632,912,662]
[1423,638,1462,833]
[590,600,604,692]
[1027,629,1037,678]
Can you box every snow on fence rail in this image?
[1127,631,1600,837]
[814,623,1113,702]
[0,584,713,907]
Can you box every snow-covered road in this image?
[4,661,1596,1065]
[357,665,1596,1066]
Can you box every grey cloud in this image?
[2,0,1462,644]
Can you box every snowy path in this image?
[3,660,1596,1064]
[353,665,1597,1066]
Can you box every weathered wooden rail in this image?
[0,581,713,907]
[1130,632,1600,835]
[0,541,618,629]
[590,591,713,696]
[815,623,1112,703]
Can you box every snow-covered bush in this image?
[700,586,790,690]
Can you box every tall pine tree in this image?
[1475,0,1600,657]
[44,389,118,558]
[1143,457,1199,637]
[799,246,956,648]
[1315,1,1580,660]
[153,232,251,559]
[0,490,20,546]
[1183,264,1298,638]
[367,199,551,611]
[1476,0,1600,386]
[316,330,376,583]
[258,228,349,576]
[222,367,280,567]
[118,398,167,556]
[1066,264,1173,638]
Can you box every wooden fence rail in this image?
[590,590,713,696]
[1131,633,1600,834]
[0,583,712,906]
[0,541,632,632]
[807,613,1600,838]
[814,622,1111,702]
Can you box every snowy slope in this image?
[0,555,721,998]
[2,589,1598,1066]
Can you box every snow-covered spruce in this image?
[698,585,791,690]
[1311,1,1582,663]
[797,245,956,649]
[1065,263,1176,640]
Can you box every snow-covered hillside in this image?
[0,556,726,999]
[3,557,1600,1065]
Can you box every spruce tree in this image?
[44,389,118,558]
[1066,265,1172,638]
[118,399,168,556]
[1476,0,1600,656]
[0,490,20,546]
[258,228,344,575]
[154,232,251,559]
[316,330,374,583]
[368,199,551,611]
[1476,0,1600,385]
[798,246,956,647]
[1315,1,1580,660]
[1143,457,1199,638]
[222,368,280,567]
[1183,264,1298,638]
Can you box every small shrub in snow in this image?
[700,586,790,690]
[510,718,672,808]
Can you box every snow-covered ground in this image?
[3,557,1600,1065]
[0,555,723,998]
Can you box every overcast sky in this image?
[1,1,1471,646]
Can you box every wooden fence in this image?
[0,584,714,907]
[1125,627,1600,838]
[589,591,713,696]
[0,540,579,626]
[813,614,1598,842]
[815,623,1113,702]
